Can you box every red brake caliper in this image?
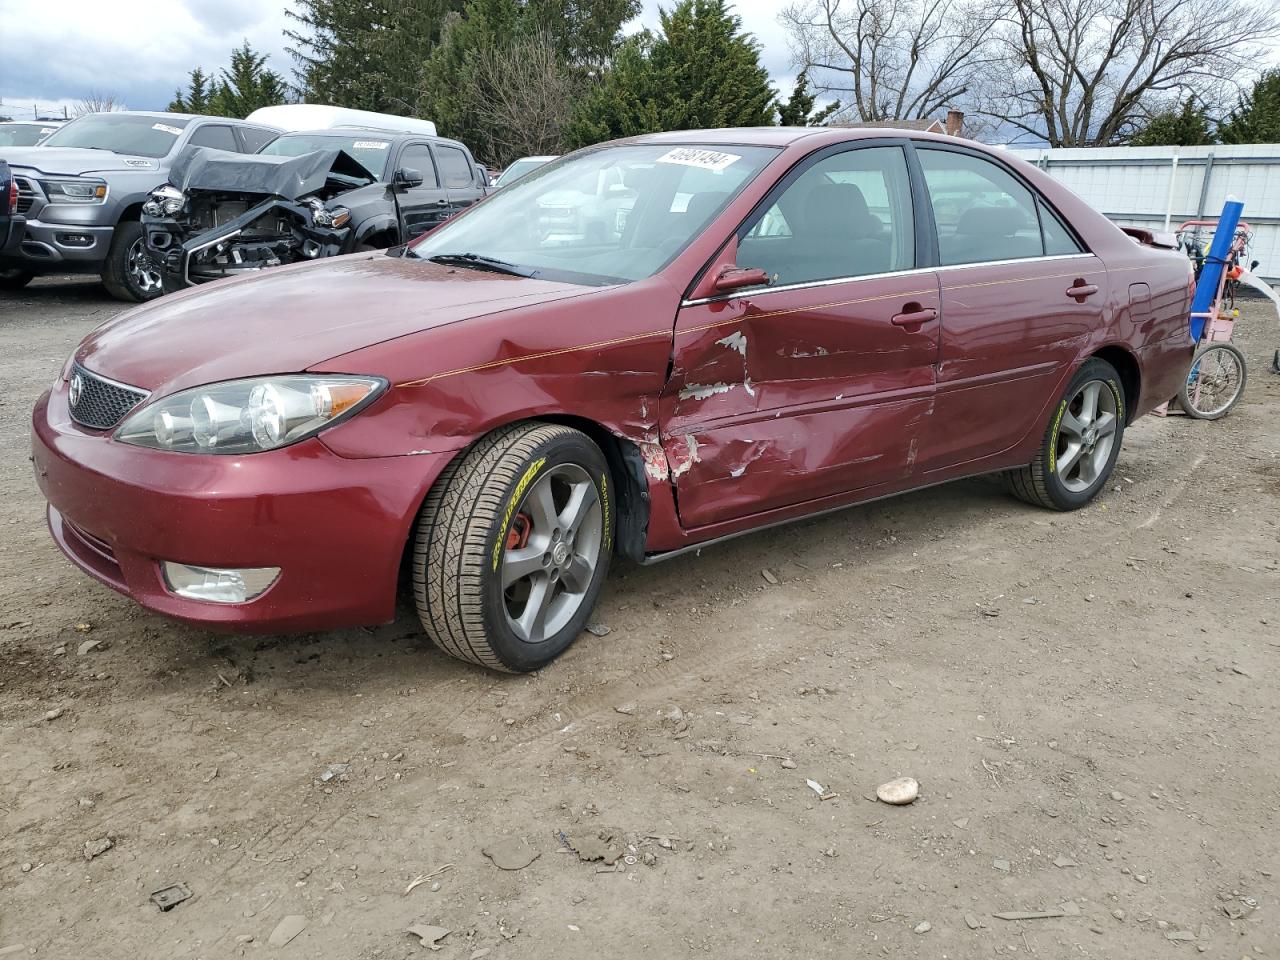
[506,513,532,551]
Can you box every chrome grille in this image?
[68,364,149,430]
[14,177,35,214]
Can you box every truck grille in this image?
[13,177,36,214]
[68,364,149,430]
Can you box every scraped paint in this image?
[679,382,735,401]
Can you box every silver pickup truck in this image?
[0,111,278,301]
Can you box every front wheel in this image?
[413,423,614,672]
[102,221,164,303]
[1178,342,1246,420]
[1005,358,1126,510]
[0,267,34,291]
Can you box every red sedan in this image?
[32,128,1194,672]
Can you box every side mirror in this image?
[1251,259,1260,271]
[394,167,424,189]
[714,266,769,293]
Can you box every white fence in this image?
[1008,144,1280,284]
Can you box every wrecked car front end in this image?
[143,147,373,290]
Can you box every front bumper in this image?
[32,384,451,633]
[2,217,114,270]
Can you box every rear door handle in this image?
[1067,280,1098,301]
[891,306,938,327]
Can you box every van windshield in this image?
[259,134,393,179]
[411,143,779,285]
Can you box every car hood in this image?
[168,146,375,199]
[0,146,160,175]
[76,253,596,395]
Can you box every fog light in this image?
[161,562,279,603]
[57,233,94,247]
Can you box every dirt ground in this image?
[1,277,1277,960]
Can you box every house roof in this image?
[830,118,945,133]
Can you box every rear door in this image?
[433,143,485,216]
[661,142,941,529]
[395,142,451,240]
[913,146,1104,472]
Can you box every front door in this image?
[660,143,941,530]
[912,146,1107,471]
[395,142,452,239]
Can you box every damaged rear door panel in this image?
[658,141,939,530]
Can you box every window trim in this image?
[432,143,474,191]
[907,141,1090,266]
[399,141,441,189]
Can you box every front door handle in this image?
[1067,280,1098,301]
[433,199,450,206]
[891,305,938,328]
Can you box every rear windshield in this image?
[0,124,59,147]
[259,134,392,179]
[496,158,550,187]
[41,114,191,158]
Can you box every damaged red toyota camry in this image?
[33,128,1194,671]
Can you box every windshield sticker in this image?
[656,147,741,172]
[353,140,389,150]
[152,123,184,136]
[40,127,56,134]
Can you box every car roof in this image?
[62,111,268,127]
[276,129,470,150]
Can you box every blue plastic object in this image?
[1188,199,1244,341]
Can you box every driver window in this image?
[739,146,915,286]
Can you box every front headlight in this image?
[142,184,185,217]
[114,375,386,454]
[41,178,108,204]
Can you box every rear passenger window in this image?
[918,149,1046,265]
[188,125,238,151]
[239,126,278,153]
[738,146,914,286]
[1039,199,1083,255]
[435,146,473,189]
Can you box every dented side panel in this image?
[661,273,941,529]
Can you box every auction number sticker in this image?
[152,122,184,136]
[353,140,389,150]
[656,147,741,172]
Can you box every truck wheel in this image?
[413,423,614,672]
[0,267,33,290]
[102,221,164,302]
[1004,358,1126,511]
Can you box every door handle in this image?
[1067,280,1098,301]
[433,199,449,206]
[890,306,938,327]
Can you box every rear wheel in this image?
[0,267,34,291]
[1178,342,1246,420]
[1005,358,1126,510]
[413,423,614,672]
[102,221,163,302]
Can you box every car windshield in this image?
[496,157,551,187]
[0,124,58,147]
[412,143,778,284]
[41,114,190,158]
[259,134,393,179]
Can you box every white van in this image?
[246,105,437,137]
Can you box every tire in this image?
[0,267,34,290]
[413,422,615,672]
[1004,358,1126,511]
[1177,342,1246,420]
[101,221,164,303]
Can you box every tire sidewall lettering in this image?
[492,456,547,571]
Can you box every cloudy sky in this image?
[0,0,797,121]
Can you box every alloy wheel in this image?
[1055,379,1119,493]
[500,463,603,644]
[127,238,163,296]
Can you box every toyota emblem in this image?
[69,372,84,407]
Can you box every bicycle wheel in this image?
[1178,342,1247,420]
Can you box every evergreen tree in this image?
[777,69,839,126]
[210,42,288,118]
[286,0,465,113]
[1219,70,1280,144]
[566,0,776,148]
[1127,98,1215,146]
[169,68,214,114]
